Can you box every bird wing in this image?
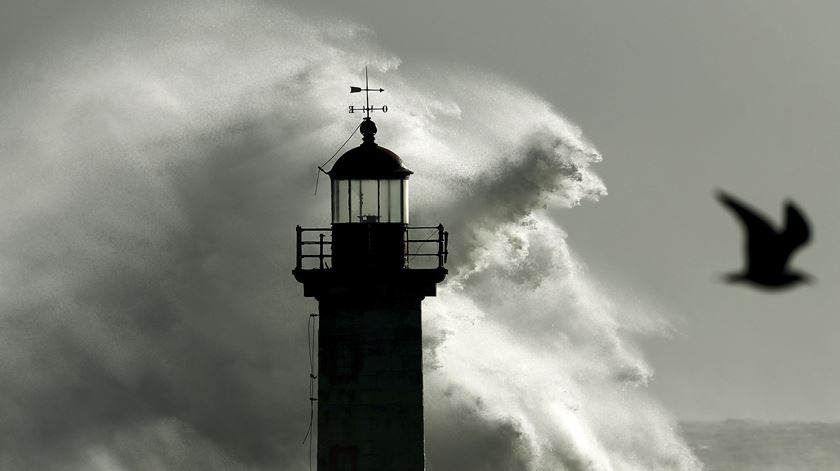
[781,200,811,258]
[717,191,784,273]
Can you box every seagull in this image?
[717,191,813,289]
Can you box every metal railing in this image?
[296,227,333,270]
[404,225,449,269]
[295,225,448,270]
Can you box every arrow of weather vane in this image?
[349,67,388,118]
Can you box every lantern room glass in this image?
[331,179,408,224]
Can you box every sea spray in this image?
[425,216,701,470]
[0,2,700,469]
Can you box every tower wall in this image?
[294,270,444,471]
[317,296,424,471]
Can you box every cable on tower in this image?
[302,313,319,470]
[314,122,362,195]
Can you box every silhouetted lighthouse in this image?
[294,74,448,471]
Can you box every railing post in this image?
[437,224,444,268]
[443,230,449,264]
[403,226,409,268]
[296,225,302,270]
[319,233,325,269]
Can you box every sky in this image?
[1,0,838,469]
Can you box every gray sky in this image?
[279,0,840,421]
[1,0,838,469]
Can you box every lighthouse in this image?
[294,73,448,471]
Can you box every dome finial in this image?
[360,118,377,144]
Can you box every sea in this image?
[681,421,840,470]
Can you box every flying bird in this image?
[717,191,813,289]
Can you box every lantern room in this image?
[294,114,447,274]
[329,119,412,224]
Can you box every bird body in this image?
[717,191,812,289]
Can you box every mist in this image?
[0,2,699,469]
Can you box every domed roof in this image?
[329,142,413,179]
[328,119,413,179]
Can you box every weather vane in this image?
[349,67,388,119]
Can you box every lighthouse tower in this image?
[294,77,448,471]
